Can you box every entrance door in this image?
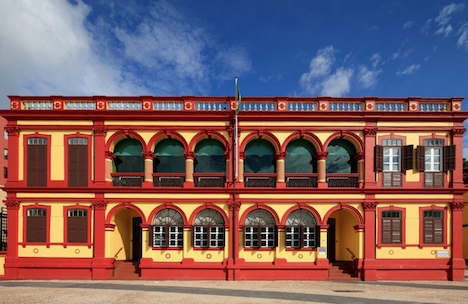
[327,218,336,262]
[132,217,142,261]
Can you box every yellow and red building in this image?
[0,95,466,281]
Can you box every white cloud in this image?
[403,21,414,29]
[397,64,420,75]
[435,24,453,36]
[435,3,465,25]
[305,46,335,78]
[457,22,468,50]
[320,68,353,96]
[0,0,251,107]
[358,67,380,88]
[420,19,432,35]
[370,54,381,68]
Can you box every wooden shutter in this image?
[374,145,383,172]
[68,143,88,187]
[401,145,414,171]
[416,146,425,171]
[26,213,46,242]
[27,144,47,186]
[392,218,401,243]
[148,225,154,247]
[443,145,455,171]
[382,218,392,244]
[274,226,278,248]
[67,214,88,243]
[315,225,320,248]
[424,218,443,244]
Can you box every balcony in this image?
[326,174,359,188]
[193,173,226,187]
[112,173,144,187]
[244,174,277,188]
[285,174,318,188]
[153,173,185,187]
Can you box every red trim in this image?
[23,133,51,187]
[188,204,230,228]
[188,130,229,152]
[281,205,323,226]
[376,206,407,248]
[239,131,281,153]
[418,205,448,248]
[323,131,364,153]
[147,130,189,152]
[322,203,364,226]
[238,204,280,228]
[22,204,51,247]
[105,203,147,225]
[146,203,188,226]
[105,130,146,151]
[64,133,92,187]
[281,131,323,153]
[63,204,93,248]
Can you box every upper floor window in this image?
[193,209,225,248]
[244,139,276,173]
[154,139,185,173]
[381,210,401,244]
[285,139,317,173]
[3,148,7,160]
[26,208,47,242]
[285,209,318,249]
[326,139,357,173]
[244,209,277,248]
[417,139,454,188]
[151,209,184,248]
[68,137,88,187]
[27,137,47,187]
[67,208,88,243]
[113,139,144,172]
[194,139,226,173]
[375,139,413,187]
[3,130,8,140]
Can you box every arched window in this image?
[285,139,317,173]
[194,139,226,173]
[285,209,318,249]
[193,209,225,248]
[326,139,357,173]
[244,139,276,173]
[244,209,276,248]
[154,139,185,173]
[113,139,144,172]
[151,209,184,248]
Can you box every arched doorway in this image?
[111,208,142,261]
[326,209,359,262]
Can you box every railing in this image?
[112,173,144,187]
[0,207,6,252]
[193,173,226,187]
[11,96,461,113]
[326,174,359,188]
[346,247,356,261]
[285,174,318,188]
[244,174,277,187]
[153,174,185,187]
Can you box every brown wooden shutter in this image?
[148,225,154,247]
[374,145,383,172]
[68,144,88,187]
[26,213,46,242]
[401,145,414,171]
[416,146,425,172]
[27,144,47,187]
[382,218,392,244]
[392,218,401,243]
[433,218,443,243]
[67,216,88,243]
[443,145,456,171]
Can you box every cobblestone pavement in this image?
[0,278,467,304]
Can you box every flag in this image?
[235,76,242,114]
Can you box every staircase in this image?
[112,260,141,280]
[328,261,359,281]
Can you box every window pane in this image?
[285,139,316,173]
[245,139,275,173]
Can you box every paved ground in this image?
[0,277,467,304]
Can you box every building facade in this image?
[0,95,466,281]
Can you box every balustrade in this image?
[112,174,144,187]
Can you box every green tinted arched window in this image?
[195,139,226,173]
[154,139,185,173]
[113,139,144,172]
[326,139,357,173]
[245,139,275,173]
[285,139,317,173]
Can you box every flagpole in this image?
[234,77,239,183]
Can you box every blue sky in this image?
[1,1,468,154]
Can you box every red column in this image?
[275,152,286,188]
[449,200,466,281]
[363,127,377,188]
[362,201,378,281]
[142,151,155,188]
[315,152,328,188]
[451,127,465,189]
[5,127,20,186]
[92,200,109,280]
[3,200,20,279]
[93,125,107,186]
